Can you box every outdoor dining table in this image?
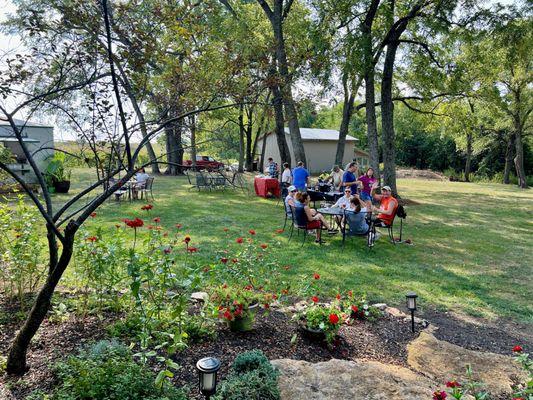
[254,176,281,198]
[316,206,346,234]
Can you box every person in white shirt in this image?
[327,165,344,191]
[332,188,354,226]
[133,167,150,199]
[281,162,292,186]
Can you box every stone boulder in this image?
[272,358,437,400]
[407,332,526,395]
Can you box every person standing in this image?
[342,162,359,195]
[356,167,377,206]
[281,162,292,186]
[292,161,310,191]
[266,157,280,179]
[327,165,344,191]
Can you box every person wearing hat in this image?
[284,185,298,214]
[370,183,398,226]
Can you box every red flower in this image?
[187,247,198,253]
[264,303,270,309]
[124,218,144,228]
[223,310,233,320]
[311,296,319,303]
[221,257,228,264]
[222,283,228,289]
[86,236,98,242]
[329,314,339,324]
[203,267,210,273]
[313,273,320,280]
[432,391,447,400]
[153,217,160,223]
[347,290,353,297]
[141,204,153,211]
[236,237,243,244]
[445,381,461,388]
[164,247,172,254]
[89,212,97,218]
[512,398,525,400]
[284,265,291,270]
[175,223,182,229]
[260,243,268,249]
[249,229,256,235]
[275,229,284,234]
[336,294,341,300]
[223,227,229,232]
[232,258,238,263]
[184,235,191,243]
[513,345,523,353]
[272,294,278,300]
[147,225,154,230]
[281,289,288,295]
[244,284,253,290]
[351,305,359,313]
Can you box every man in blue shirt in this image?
[342,162,359,195]
[292,161,309,191]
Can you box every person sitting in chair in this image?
[284,185,297,213]
[346,195,375,237]
[332,188,354,227]
[132,167,150,199]
[295,192,338,242]
[371,184,398,227]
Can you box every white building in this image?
[0,118,54,183]
[256,127,369,174]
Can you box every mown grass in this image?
[51,168,533,323]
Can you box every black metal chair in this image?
[139,177,155,200]
[289,205,323,246]
[342,210,373,248]
[282,196,294,235]
[307,189,326,208]
[368,204,405,245]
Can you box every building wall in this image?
[1,126,54,183]
[257,134,357,174]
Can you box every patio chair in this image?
[289,205,323,246]
[368,204,406,245]
[342,209,373,248]
[281,196,294,235]
[106,177,129,201]
[195,171,211,191]
[139,177,155,200]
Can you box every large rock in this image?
[272,358,437,400]
[407,332,526,395]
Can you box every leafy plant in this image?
[342,291,381,322]
[45,152,71,183]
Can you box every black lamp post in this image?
[406,292,418,333]
[196,357,221,400]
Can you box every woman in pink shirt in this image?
[357,168,376,206]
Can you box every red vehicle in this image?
[184,155,225,171]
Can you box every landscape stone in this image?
[272,358,438,400]
[190,291,208,302]
[407,332,527,395]
[385,306,407,318]
[371,303,388,310]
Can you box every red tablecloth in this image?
[254,177,281,198]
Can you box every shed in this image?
[0,118,54,183]
[256,127,368,174]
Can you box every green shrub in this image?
[48,340,187,400]
[215,350,280,400]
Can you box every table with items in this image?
[254,175,281,198]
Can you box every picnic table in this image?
[254,176,280,198]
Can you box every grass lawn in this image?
[53,168,533,323]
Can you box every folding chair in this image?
[289,205,323,246]
[139,177,155,201]
[282,197,294,234]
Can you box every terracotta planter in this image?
[227,304,258,332]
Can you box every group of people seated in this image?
[283,162,398,243]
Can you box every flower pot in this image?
[227,304,258,332]
[53,180,71,193]
[297,319,326,342]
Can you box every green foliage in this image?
[0,195,46,308]
[45,152,72,183]
[215,350,280,400]
[46,340,187,400]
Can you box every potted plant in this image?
[45,153,72,193]
[211,285,271,332]
[342,291,381,322]
[296,298,343,345]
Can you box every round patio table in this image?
[316,207,346,234]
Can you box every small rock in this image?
[190,291,208,302]
[371,303,387,311]
[385,306,407,318]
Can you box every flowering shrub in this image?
[342,291,381,322]
[211,284,272,324]
[297,300,343,345]
[511,345,532,399]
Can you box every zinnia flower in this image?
[249,229,256,235]
[187,247,198,253]
[236,237,243,244]
[260,243,268,249]
[445,381,461,388]
[336,294,341,300]
[281,289,288,295]
[175,223,182,229]
[223,310,233,320]
[313,273,320,280]
[351,305,359,313]
[513,345,523,353]
[275,229,284,234]
[311,296,319,303]
[163,247,171,254]
[141,204,153,211]
[264,303,270,309]
[89,212,96,218]
[329,314,339,324]
[153,217,160,223]
[221,257,228,264]
[184,235,191,243]
[232,258,238,263]
[86,236,98,242]
[124,218,144,228]
[432,391,447,400]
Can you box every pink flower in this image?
[175,223,182,229]
[432,391,447,400]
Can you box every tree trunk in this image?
[7,225,76,374]
[270,1,306,166]
[238,104,245,173]
[503,132,515,184]
[271,83,291,166]
[513,118,528,188]
[335,75,356,166]
[245,106,254,172]
[464,131,473,182]
[381,38,401,196]
[190,115,197,171]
